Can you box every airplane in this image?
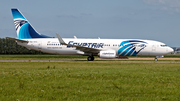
[7,8,174,61]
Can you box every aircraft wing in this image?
[56,33,100,54]
[6,37,28,43]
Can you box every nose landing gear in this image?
[154,58,158,61]
[154,55,163,61]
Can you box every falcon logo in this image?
[14,19,28,31]
[118,40,147,56]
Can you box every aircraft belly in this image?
[41,48,78,55]
[137,51,167,56]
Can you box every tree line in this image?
[0,38,42,54]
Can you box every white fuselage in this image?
[17,38,173,57]
[10,9,174,61]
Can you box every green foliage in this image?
[0,55,87,60]
[0,62,180,100]
[0,38,42,54]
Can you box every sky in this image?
[1,0,180,46]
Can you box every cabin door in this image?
[152,45,156,52]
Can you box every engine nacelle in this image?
[99,50,116,59]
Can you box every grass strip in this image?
[0,62,180,100]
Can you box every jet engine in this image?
[99,50,116,59]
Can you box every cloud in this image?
[80,13,92,16]
[57,15,77,19]
[56,13,92,19]
[143,0,180,7]
[129,12,137,15]
[142,0,180,13]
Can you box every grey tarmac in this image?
[0,60,180,63]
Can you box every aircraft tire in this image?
[155,58,158,61]
[92,56,94,61]
[87,56,94,61]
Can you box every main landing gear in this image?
[87,56,94,61]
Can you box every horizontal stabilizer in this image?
[6,37,28,43]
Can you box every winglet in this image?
[56,33,67,45]
[55,33,100,54]
[74,36,77,39]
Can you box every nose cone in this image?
[168,47,174,53]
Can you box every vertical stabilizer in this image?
[11,9,51,39]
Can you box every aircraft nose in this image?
[168,47,174,53]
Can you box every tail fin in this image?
[11,9,51,39]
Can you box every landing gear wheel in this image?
[154,58,158,61]
[92,57,94,61]
[87,56,94,61]
[87,57,92,61]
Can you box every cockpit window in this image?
[160,45,168,47]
